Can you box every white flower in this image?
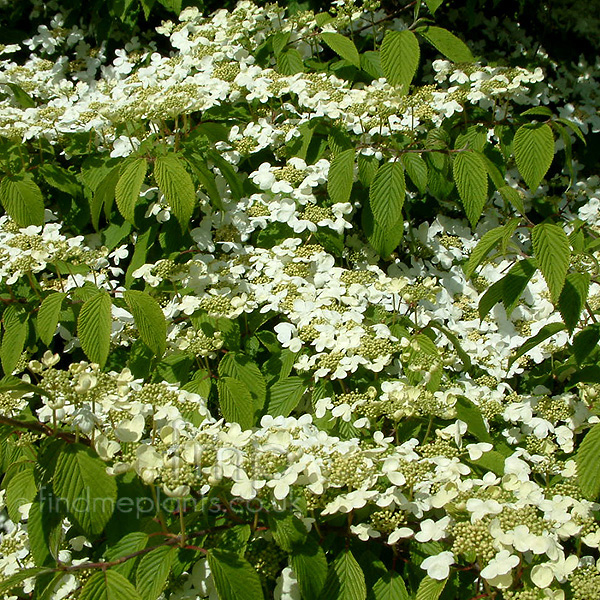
[421,551,454,580]
[480,550,520,587]
[415,517,451,542]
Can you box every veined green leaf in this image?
[577,423,600,500]
[53,444,117,536]
[514,123,555,191]
[1,305,28,376]
[6,83,35,108]
[268,512,308,552]
[380,30,420,93]
[105,532,149,579]
[401,153,427,194]
[531,222,570,302]
[415,576,447,600]
[573,325,600,365]
[218,352,266,412]
[558,272,590,333]
[357,153,379,187]
[115,157,147,222]
[369,161,406,230]
[328,148,355,204]
[322,549,367,600]
[555,117,587,145]
[0,567,54,595]
[277,48,304,74]
[77,290,112,368]
[217,377,254,430]
[465,225,505,279]
[453,150,488,228]
[265,376,305,417]
[498,185,524,215]
[291,537,328,599]
[0,173,45,226]
[79,570,141,600]
[360,51,383,79]
[123,290,167,357]
[153,154,196,228]
[6,464,36,522]
[207,550,264,600]
[373,572,410,600]
[456,396,492,442]
[425,0,444,14]
[415,26,474,62]
[37,292,67,346]
[502,257,537,316]
[136,545,176,600]
[321,32,360,67]
[508,322,565,368]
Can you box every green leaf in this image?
[105,532,150,579]
[328,148,355,204]
[464,226,504,279]
[401,153,428,194]
[115,157,147,222]
[207,151,244,202]
[360,51,383,79]
[415,576,447,600]
[123,290,167,357]
[1,305,28,376]
[322,549,367,600]
[91,165,121,230]
[28,493,62,566]
[478,280,504,321]
[508,322,565,368]
[357,153,379,187]
[372,572,410,600]
[0,173,45,226]
[380,30,420,93]
[207,550,264,600]
[79,570,142,600]
[577,423,600,500]
[321,32,360,67]
[265,376,306,417]
[521,106,553,118]
[53,444,117,536]
[362,196,403,258]
[425,0,444,14]
[217,377,254,429]
[0,567,54,595]
[415,26,474,62]
[136,545,176,600]
[6,83,36,108]
[268,512,308,552]
[453,150,488,228]
[502,258,537,316]
[37,292,67,346]
[218,352,266,412]
[277,48,304,74]
[156,0,181,13]
[559,272,590,333]
[573,325,600,365]
[290,537,328,599]
[514,123,555,190]
[555,117,587,145]
[153,154,196,228]
[531,222,570,302]
[498,185,524,214]
[369,161,406,230]
[6,464,36,522]
[456,396,492,442]
[77,290,112,368]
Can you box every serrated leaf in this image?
[218,352,266,411]
[291,537,328,599]
[401,153,427,194]
[217,377,254,429]
[453,150,488,228]
[373,572,410,600]
[37,292,66,346]
[277,48,304,74]
[508,322,565,368]
[105,532,149,578]
[415,26,473,62]
[456,396,492,442]
[498,185,524,214]
[380,30,420,93]
[360,51,383,79]
[322,549,366,600]
[357,153,379,187]
[328,148,355,204]
[514,123,555,191]
[555,117,587,145]
[6,464,36,522]
[425,0,444,13]
[116,158,147,222]
[77,290,112,368]
[369,161,406,230]
[415,576,447,600]
[532,222,570,302]
[207,151,244,201]
[559,272,590,333]
[268,512,308,552]
[265,376,305,417]
[573,325,600,365]
[502,258,537,316]
[521,106,553,117]
[1,305,28,376]
[28,493,62,566]
[79,570,142,600]
[465,226,504,279]
[0,173,45,226]
[154,154,196,228]
[53,444,117,537]
[208,550,264,600]
[7,83,35,108]
[136,545,176,600]
[478,279,504,320]
[362,195,402,258]
[123,290,166,357]
[577,423,600,500]
[0,567,54,595]
[321,32,360,67]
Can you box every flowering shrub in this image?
[1,0,600,599]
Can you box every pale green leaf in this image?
[265,376,305,417]
[0,567,54,595]
[105,532,149,579]
[558,272,590,333]
[217,377,254,430]
[363,200,403,257]
[380,30,420,93]
[478,279,505,320]
[207,550,264,600]
[369,161,406,230]
[415,26,473,62]
[357,153,379,187]
[124,290,167,357]
[268,512,308,552]
[322,549,367,600]
[514,123,555,191]
[498,185,525,214]
[532,222,570,302]
[77,290,112,368]
[53,444,117,536]
[508,322,565,368]
[577,422,600,500]
[453,150,488,228]
[277,48,304,74]
[153,154,196,227]
[456,396,492,442]
[136,545,176,600]
[1,305,28,376]
[37,292,66,346]
[360,51,383,79]
[328,148,355,204]
[373,572,410,600]
[290,537,328,599]
[425,0,444,14]
[115,157,147,222]
[321,32,360,67]
[0,173,45,226]
[6,464,36,522]
[464,226,505,279]
[218,352,266,412]
[79,570,142,600]
[401,153,427,194]
[415,576,447,600]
